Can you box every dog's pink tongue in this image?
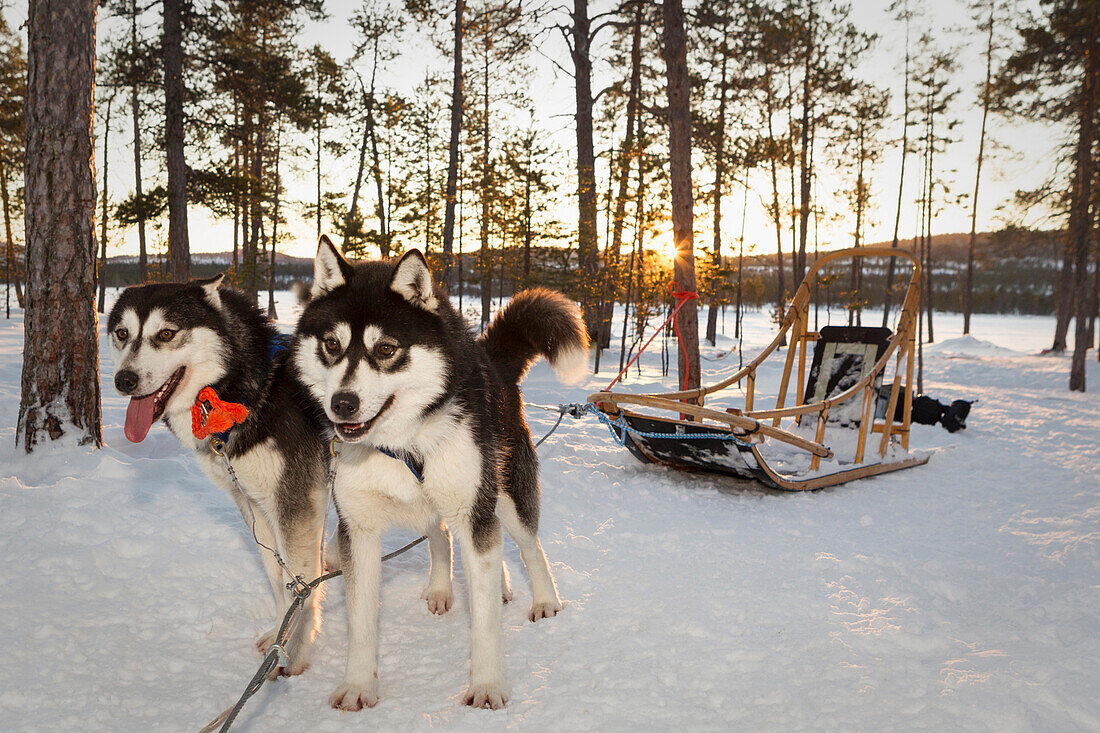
[124,393,158,443]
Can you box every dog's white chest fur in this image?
[334,416,484,532]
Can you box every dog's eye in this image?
[323,337,341,356]
[156,328,177,343]
[114,327,129,342]
[375,342,397,358]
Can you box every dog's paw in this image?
[263,661,309,681]
[421,586,454,615]
[323,550,341,573]
[528,599,562,622]
[280,658,311,677]
[463,682,508,709]
[329,679,379,711]
[501,563,513,603]
[255,628,278,655]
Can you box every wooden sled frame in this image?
[589,246,930,490]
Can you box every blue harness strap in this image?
[376,446,425,483]
[266,333,293,361]
[210,333,294,444]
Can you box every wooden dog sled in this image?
[588,247,930,491]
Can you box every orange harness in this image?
[191,386,250,440]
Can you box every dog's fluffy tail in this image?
[481,288,590,385]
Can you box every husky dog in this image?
[107,277,331,676]
[293,237,588,710]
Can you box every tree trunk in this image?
[572,0,599,333]
[457,145,464,310]
[850,119,865,327]
[2,160,8,318]
[269,123,281,319]
[766,80,786,319]
[1089,242,1098,354]
[246,119,263,298]
[522,132,532,285]
[130,3,147,282]
[662,0,700,394]
[98,96,112,313]
[736,179,747,341]
[786,69,797,291]
[367,97,387,256]
[164,0,189,282]
[3,159,19,317]
[315,82,322,239]
[883,16,910,327]
[441,0,465,290]
[345,83,371,247]
[620,88,647,373]
[925,81,936,345]
[19,0,101,451]
[366,41,387,256]
[1051,242,1074,351]
[241,132,250,274]
[1069,20,1099,391]
[796,9,815,284]
[610,0,642,268]
[480,49,491,326]
[424,107,432,253]
[706,23,729,347]
[964,1,994,335]
[232,98,239,271]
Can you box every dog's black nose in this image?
[331,391,359,420]
[115,369,139,395]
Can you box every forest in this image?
[5,0,1100,450]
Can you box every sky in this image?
[6,0,1058,262]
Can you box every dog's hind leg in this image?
[230,491,288,653]
[501,560,513,603]
[329,522,383,711]
[422,519,454,615]
[497,493,562,622]
[455,512,507,709]
[273,494,327,676]
[499,434,561,621]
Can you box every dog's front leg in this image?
[455,515,507,709]
[329,521,383,711]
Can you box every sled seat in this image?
[804,326,892,427]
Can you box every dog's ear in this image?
[312,235,353,299]
[194,273,224,311]
[390,249,438,312]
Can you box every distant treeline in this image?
[77,229,1069,317]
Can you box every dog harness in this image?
[191,333,293,442]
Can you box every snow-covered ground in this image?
[2,292,1099,732]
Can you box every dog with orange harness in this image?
[107,275,332,678]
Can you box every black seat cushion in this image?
[804,326,892,425]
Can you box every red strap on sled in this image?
[191,387,250,440]
[605,281,697,392]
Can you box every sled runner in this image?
[588,246,930,491]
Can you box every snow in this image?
[2,293,1099,731]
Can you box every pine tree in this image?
[996,0,1100,389]
[163,0,190,282]
[0,16,25,318]
[19,0,101,451]
[662,0,700,393]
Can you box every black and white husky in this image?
[107,277,331,676]
[293,237,589,710]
